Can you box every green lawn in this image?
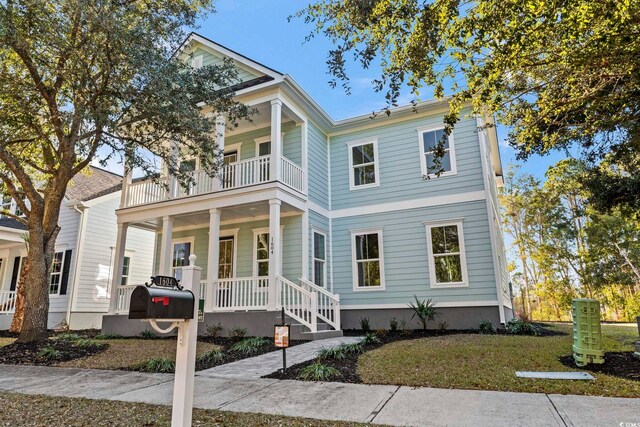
[358,323,640,397]
[0,392,369,427]
[0,337,15,347]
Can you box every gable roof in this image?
[65,166,122,202]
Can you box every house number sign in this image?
[270,237,275,254]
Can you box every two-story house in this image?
[0,166,155,330]
[101,33,512,338]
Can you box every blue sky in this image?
[193,0,567,181]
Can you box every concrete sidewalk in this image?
[0,364,638,426]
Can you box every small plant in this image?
[140,357,175,373]
[389,317,398,332]
[361,332,381,345]
[408,296,438,330]
[196,349,225,365]
[56,333,81,342]
[140,330,156,339]
[38,345,63,361]
[230,337,270,355]
[399,319,412,336]
[317,346,349,361]
[206,323,224,338]
[506,318,541,336]
[298,362,341,381]
[374,328,387,338]
[437,320,449,331]
[74,339,107,350]
[94,333,123,340]
[478,320,496,334]
[229,327,247,339]
[340,342,365,355]
[359,317,370,332]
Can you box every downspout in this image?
[65,202,88,328]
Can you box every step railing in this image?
[299,278,341,331]
[0,290,16,314]
[280,156,305,193]
[213,277,270,311]
[113,284,138,314]
[277,275,317,332]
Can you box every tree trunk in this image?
[8,260,27,333]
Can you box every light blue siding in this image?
[331,200,498,306]
[223,122,300,166]
[193,47,261,83]
[307,121,329,209]
[329,114,485,210]
[308,209,331,288]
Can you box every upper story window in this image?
[348,139,380,190]
[255,136,271,157]
[120,256,131,286]
[425,220,468,288]
[418,127,457,178]
[351,229,385,290]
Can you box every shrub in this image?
[139,330,156,339]
[140,357,175,373]
[38,345,64,361]
[478,320,496,334]
[229,327,247,339]
[505,318,541,336]
[298,362,341,381]
[206,323,224,338]
[230,337,270,355]
[359,317,370,332]
[340,342,365,355]
[399,319,412,336]
[94,333,123,340]
[437,320,449,331]
[56,333,81,342]
[74,339,107,350]
[196,349,225,365]
[361,332,381,345]
[317,346,349,361]
[374,328,387,338]
[389,317,398,332]
[408,296,438,330]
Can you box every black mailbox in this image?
[128,285,195,320]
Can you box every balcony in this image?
[124,155,305,208]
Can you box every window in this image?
[425,221,468,287]
[171,238,193,278]
[218,237,234,279]
[258,140,271,157]
[223,151,237,165]
[179,159,196,173]
[120,256,131,286]
[49,252,64,294]
[351,230,385,290]
[254,232,269,277]
[418,127,456,177]
[348,140,379,190]
[312,231,327,287]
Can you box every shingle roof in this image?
[0,217,27,230]
[65,166,122,202]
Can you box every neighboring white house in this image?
[0,166,155,330]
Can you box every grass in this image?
[357,323,640,397]
[0,392,369,427]
[0,337,15,347]
[55,339,219,370]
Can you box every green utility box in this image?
[572,299,605,367]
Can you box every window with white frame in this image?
[418,127,456,177]
[120,256,131,286]
[425,221,468,287]
[312,231,326,287]
[348,140,379,189]
[49,252,64,294]
[351,230,384,289]
[254,231,270,277]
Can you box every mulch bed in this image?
[559,352,640,382]
[0,339,107,366]
[265,325,566,383]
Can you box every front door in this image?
[171,239,193,279]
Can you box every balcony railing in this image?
[0,290,16,314]
[124,155,304,208]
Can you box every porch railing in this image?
[277,276,317,332]
[126,177,169,207]
[213,277,270,311]
[0,290,16,314]
[281,157,305,193]
[114,284,138,314]
[299,278,341,331]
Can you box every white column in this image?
[301,120,308,194]
[268,199,281,310]
[168,140,179,198]
[301,209,309,280]
[270,99,282,182]
[108,222,128,314]
[214,115,225,191]
[171,254,201,427]
[159,215,174,275]
[119,151,133,208]
[206,208,221,312]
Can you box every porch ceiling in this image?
[224,101,296,137]
[132,200,301,230]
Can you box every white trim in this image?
[251,226,284,277]
[425,220,469,288]
[347,138,380,190]
[254,133,284,158]
[327,134,334,292]
[341,300,500,310]
[416,125,457,178]
[350,228,385,291]
[223,142,242,156]
[311,228,327,288]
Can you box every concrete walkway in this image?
[1,364,638,426]
[198,336,362,378]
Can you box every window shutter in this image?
[9,256,20,291]
[59,250,73,295]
